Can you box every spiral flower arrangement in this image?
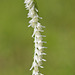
[24,0,47,75]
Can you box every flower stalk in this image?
[24,0,47,75]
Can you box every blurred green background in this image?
[0,0,75,75]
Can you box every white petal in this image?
[42,59,46,61]
[40,66,44,68]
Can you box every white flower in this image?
[24,0,47,75]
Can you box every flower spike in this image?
[24,0,47,75]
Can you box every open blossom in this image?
[24,0,47,75]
